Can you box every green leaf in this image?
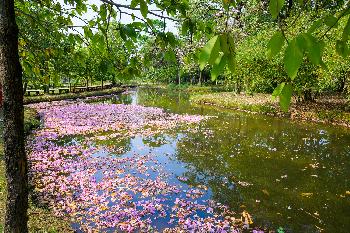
[99,4,107,20]
[284,38,303,80]
[308,19,323,34]
[269,0,285,19]
[146,18,154,30]
[272,82,285,100]
[124,25,137,40]
[280,83,293,112]
[342,17,350,41]
[83,26,93,39]
[54,3,62,11]
[211,54,227,80]
[227,53,236,74]
[119,27,127,41]
[199,35,220,70]
[140,0,148,18]
[303,34,323,65]
[219,34,229,54]
[131,0,139,8]
[336,40,349,58]
[91,4,98,11]
[267,31,285,58]
[324,15,338,28]
[181,20,190,35]
[224,34,236,74]
[296,34,307,52]
[227,34,235,54]
[166,32,177,47]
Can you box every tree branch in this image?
[99,0,179,22]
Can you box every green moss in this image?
[0,108,73,232]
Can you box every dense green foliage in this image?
[14,0,350,110]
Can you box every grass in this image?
[0,108,73,232]
[191,92,280,115]
[143,83,236,93]
[191,92,350,127]
[24,87,125,104]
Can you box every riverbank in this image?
[24,87,125,104]
[140,84,235,93]
[0,108,72,232]
[191,92,350,128]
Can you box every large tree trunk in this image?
[0,0,28,232]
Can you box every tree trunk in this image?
[303,90,314,102]
[23,82,28,94]
[198,68,202,86]
[0,0,28,232]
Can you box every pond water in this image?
[28,87,350,232]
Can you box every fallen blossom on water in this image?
[26,100,254,232]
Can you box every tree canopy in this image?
[14,0,350,110]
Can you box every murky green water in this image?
[103,87,350,232]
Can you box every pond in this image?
[28,87,350,232]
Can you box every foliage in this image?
[13,0,350,111]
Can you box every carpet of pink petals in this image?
[27,100,252,232]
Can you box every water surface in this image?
[29,87,350,232]
[105,88,350,232]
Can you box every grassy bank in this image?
[24,87,125,104]
[191,92,350,127]
[0,108,73,232]
[142,84,235,93]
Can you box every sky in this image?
[66,0,178,34]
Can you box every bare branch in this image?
[99,0,179,22]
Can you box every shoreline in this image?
[23,87,126,104]
[191,92,350,128]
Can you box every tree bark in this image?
[23,82,28,94]
[0,0,28,232]
[198,67,202,86]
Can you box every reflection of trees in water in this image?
[136,88,193,114]
[114,94,133,105]
[130,87,350,231]
[175,114,350,232]
[92,135,132,155]
[142,135,171,148]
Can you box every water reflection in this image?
[130,87,350,232]
[28,87,350,232]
